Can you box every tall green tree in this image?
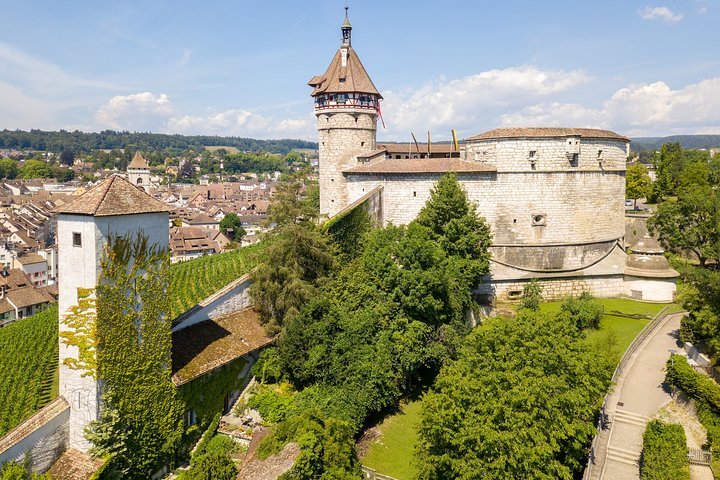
[0,158,18,179]
[251,173,335,332]
[626,162,653,208]
[19,159,51,179]
[219,213,246,241]
[416,311,613,480]
[648,184,720,267]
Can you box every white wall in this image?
[57,211,169,451]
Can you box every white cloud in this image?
[496,77,720,136]
[166,109,314,139]
[96,92,173,131]
[639,6,683,23]
[379,66,589,140]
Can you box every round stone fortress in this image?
[310,11,674,302]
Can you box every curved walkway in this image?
[593,312,713,480]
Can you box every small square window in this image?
[72,232,82,247]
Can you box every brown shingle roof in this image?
[55,175,171,216]
[343,158,497,174]
[171,308,272,386]
[466,127,629,142]
[6,286,54,309]
[14,252,45,265]
[48,448,102,480]
[309,47,381,97]
[127,152,149,169]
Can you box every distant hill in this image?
[631,135,720,151]
[0,129,317,155]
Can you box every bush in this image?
[193,414,221,458]
[558,292,604,330]
[252,347,285,384]
[181,452,237,480]
[247,384,294,424]
[519,279,542,311]
[666,355,720,412]
[640,419,690,480]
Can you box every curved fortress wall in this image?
[344,132,629,300]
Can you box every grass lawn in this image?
[540,298,680,353]
[360,298,682,478]
[361,400,421,480]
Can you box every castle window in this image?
[531,214,546,226]
[507,290,523,300]
[413,191,417,197]
[361,141,365,147]
[72,232,82,247]
[137,177,143,185]
[570,153,579,167]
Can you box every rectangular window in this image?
[73,232,82,247]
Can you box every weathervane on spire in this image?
[341,4,352,46]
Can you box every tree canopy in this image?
[416,310,613,480]
[626,162,653,206]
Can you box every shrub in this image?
[519,279,543,311]
[193,414,221,458]
[558,292,604,330]
[181,452,237,480]
[247,384,294,424]
[252,347,285,384]
[666,355,720,412]
[640,419,690,480]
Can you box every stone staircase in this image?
[601,409,647,479]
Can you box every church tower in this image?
[127,152,151,193]
[308,8,382,217]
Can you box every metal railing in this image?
[361,466,400,480]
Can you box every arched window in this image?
[137,177,143,185]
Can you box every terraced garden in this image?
[168,241,267,319]
[0,306,59,437]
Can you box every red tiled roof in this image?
[55,175,171,216]
[466,127,629,142]
[343,158,497,174]
[309,46,381,97]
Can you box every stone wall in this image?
[0,397,69,473]
[346,169,625,251]
[317,110,377,217]
[625,214,651,248]
[171,273,252,332]
[465,137,628,172]
[477,274,625,302]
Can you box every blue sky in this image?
[1,0,719,141]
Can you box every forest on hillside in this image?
[631,134,720,151]
[0,129,317,155]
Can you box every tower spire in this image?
[341,6,352,46]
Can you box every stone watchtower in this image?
[308,8,382,217]
[127,152,151,193]
[55,176,170,451]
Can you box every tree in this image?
[19,159,51,179]
[182,453,237,480]
[250,173,335,332]
[519,278,543,311]
[179,160,195,180]
[0,456,50,479]
[648,184,720,267]
[59,149,75,166]
[416,311,613,479]
[0,158,18,179]
[219,213,246,241]
[626,162,653,208]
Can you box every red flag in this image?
[376,100,386,129]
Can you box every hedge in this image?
[640,419,690,480]
[665,354,720,412]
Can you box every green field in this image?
[204,145,240,154]
[0,307,59,436]
[361,298,680,479]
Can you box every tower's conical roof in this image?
[308,10,381,98]
[308,48,381,97]
[128,152,149,169]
